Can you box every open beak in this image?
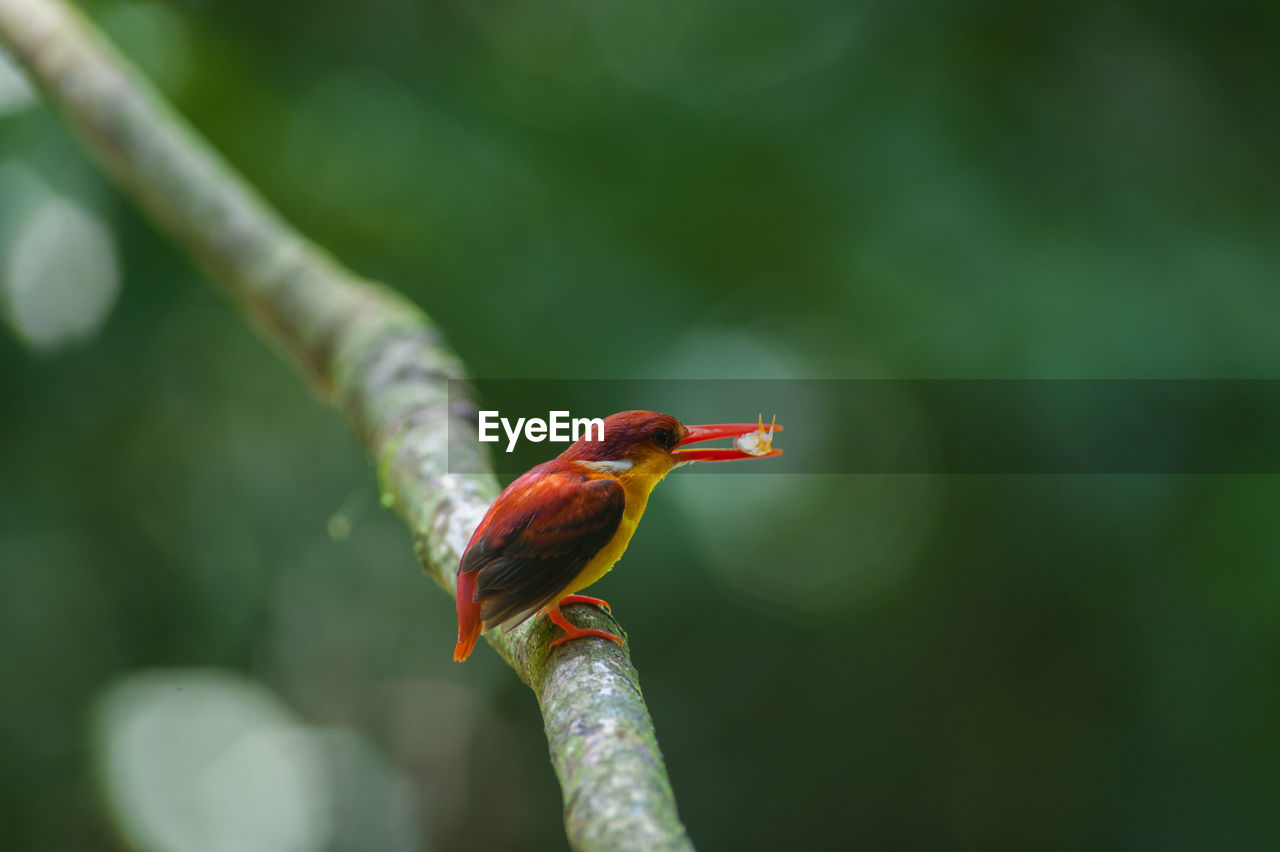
[672,419,784,462]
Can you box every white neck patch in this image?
[575,459,634,474]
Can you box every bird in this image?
[454,410,782,661]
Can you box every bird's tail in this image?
[454,569,483,661]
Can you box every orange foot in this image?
[545,598,623,649]
[559,594,611,613]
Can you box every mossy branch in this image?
[0,1,693,848]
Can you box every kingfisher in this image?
[454,410,781,660]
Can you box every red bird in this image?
[454,410,782,660]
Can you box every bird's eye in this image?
[652,428,675,449]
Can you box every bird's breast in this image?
[558,470,664,598]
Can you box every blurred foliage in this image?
[2,0,1280,850]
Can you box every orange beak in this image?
[672,420,784,462]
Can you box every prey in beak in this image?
[673,415,782,463]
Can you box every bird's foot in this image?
[545,601,623,649]
[558,594,612,613]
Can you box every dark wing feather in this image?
[461,471,625,631]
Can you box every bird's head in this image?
[561,410,782,477]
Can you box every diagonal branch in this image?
[0,1,693,849]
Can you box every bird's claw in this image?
[549,627,624,649]
[559,594,612,613]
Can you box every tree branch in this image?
[0,1,693,848]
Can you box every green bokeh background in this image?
[2,1,1279,850]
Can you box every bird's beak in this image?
[671,418,783,462]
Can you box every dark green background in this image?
[2,1,1279,850]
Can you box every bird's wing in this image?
[461,470,625,631]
